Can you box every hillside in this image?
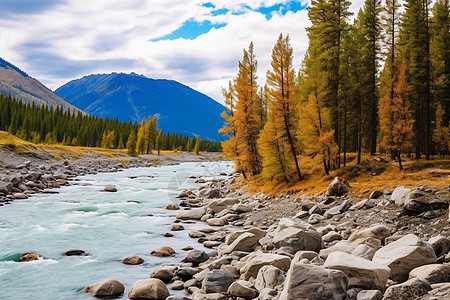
[55,73,226,141]
[0,58,80,111]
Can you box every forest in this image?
[0,94,222,153]
[220,0,449,182]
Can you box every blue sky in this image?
[0,0,364,103]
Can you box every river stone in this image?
[240,252,292,280]
[189,230,206,238]
[226,227,266,245]
[150,266,175,283]
[176,267,198,280]
[103,185,117,192]
[19,253,42,262]
[150,246,175,257]
[356,290,383,300]
[207,198,239,213]
[269,218,321,252]
[64,248,86,256]
[228,280,259,299]
[170,280,184,290]
[382,278,431,300]
[348,224,391,245]
[182,250,209,266]
[428,235,450,257]
[128,278,170,299]
[279,261,348,300]
[324,252,391,290]
[255,265,286,291]
[121,255,144,265]
[81,278,125,296]
[223,232,259,254]
[165,203,179,210]
[171,224,185,231]
[176,207,206,220]
[207,218,226,226]
[372,234,437,281]
[326,177,349,196]
[408,264,450,284]
[202,270,234,293]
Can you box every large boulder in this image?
[372,234,437,281]
[176,207,206,220]
[121,255,144,265]
[223,233,260,254]
[348,224,391,245]
[255,265,286,291]
[408,264,450,284]
[324,252,391,290]
[150,246,175,257]
[202,270,234,293]
[128,278,170,299]
[81,278,125,296]
[226,228,266,245]
[382,278,431,300]
[279,262,348,300]
[240,252,292,280]
[150,266,176,283]
[182,250,209,266]
[326,177,349,196]
[269,218,321,252]
[228,280,259,299]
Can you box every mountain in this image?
[0,57,80,111]
[55,73,226,141]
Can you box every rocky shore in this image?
[0,145,224,206]
[81,173,450,300]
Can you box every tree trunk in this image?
[397,150,403,170]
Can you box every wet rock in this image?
[163,232,174,237]
[324,252,391,290]
[189,230,206,238]
[182,250,209,266]
[64,248,86,256]
[206,218,226,226]
[382,278,431,300]
[269,218,321,252]
[202,270,234,293]
[165,203,179,210]
[204,241,222,248]
[19,253,42,262]
[121,255,144,265]
[372,234,437,281]
[13,193,28,199]
[150,266,176,283]
[150,246,175,257]
[177,191,190,198]
[170,280,184,290]
[81,278,125,296]
[408,264,450,284]
[176,267,198,280]
[171,224,185,231]
[128,278,170,299]
[228,280,259,299]
[103,185,117,192]
[255,265,286,291]
[280,261,348,300]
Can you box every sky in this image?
[0,0,366,105]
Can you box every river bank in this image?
[0,144,224,206]
[111,173,450,300]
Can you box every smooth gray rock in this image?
[202,270,234,293]
[176,208,206,220]
[81,278,125,296]
[182,250,209,266]
[128,278,170,299]
[356,290,383,300]
[228,280,259,299]
[269,218,322,252]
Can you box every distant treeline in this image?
[0,94,221,153]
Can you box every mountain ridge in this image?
[56,72,226,141]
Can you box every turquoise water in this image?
[0,161,233,300]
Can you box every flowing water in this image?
[0,161,234,300]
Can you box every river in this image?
[0,161,233,300]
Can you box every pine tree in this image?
[379,60,414,170]
[265,33,302,181]
[194,136,200,155]
[127,130,137,156]
[233,42,262,177]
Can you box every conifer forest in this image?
[220,0,449,180]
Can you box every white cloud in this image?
[0,0,366,105]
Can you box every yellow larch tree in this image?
[233,42,262,178]
[137,117,146,154]
[298,94,337,175]
[263,33,303,181]
[379,60,414,170]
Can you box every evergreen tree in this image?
[432,103,449,157]
[265,33,302,181]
